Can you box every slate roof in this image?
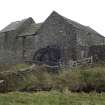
[0,11,104,39]
[86,26,101,35]
[65,17,102,36]
[0,21,21,33]
[53,11,104,38]
[0,17,34,33]
[18,23,42,37]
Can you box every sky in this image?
[0,0,105,35]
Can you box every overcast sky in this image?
[0,0,105,35]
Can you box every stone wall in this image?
[22,36,36,60]
[0,12,105,66]
[34,12,77,66]
[0,31,24,64]
[0,17,35,64]
[76,28,105,60]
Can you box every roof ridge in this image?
[50,11,103,36]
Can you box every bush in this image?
[0,64,30,72]
[56,66,105,92]
[28,65,105,92]
[1,64,105,92]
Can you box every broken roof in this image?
[0,17,42,37]
[0,11,104,38]
[18,23,42,37]
[0,17,35,33]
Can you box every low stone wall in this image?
[0,50,23,64]
[0,65,55,92]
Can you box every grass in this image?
[0,91,105,105]
[1,64,105,104]
[51,65,105,92]
[1,64,105,92]
[0,64,30,72]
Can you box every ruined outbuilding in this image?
[0,11,105,67]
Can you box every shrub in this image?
[57,66,105,92]
[1,64,105,92]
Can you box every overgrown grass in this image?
[1,64,105,92]
[1,64,105,105]
[24,64,105,92]
[0,64,30,72]
[0,91,105,105]
[54,65,105,92]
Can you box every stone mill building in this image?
[0,11,105,67]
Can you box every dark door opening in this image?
[33,46,61,66]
